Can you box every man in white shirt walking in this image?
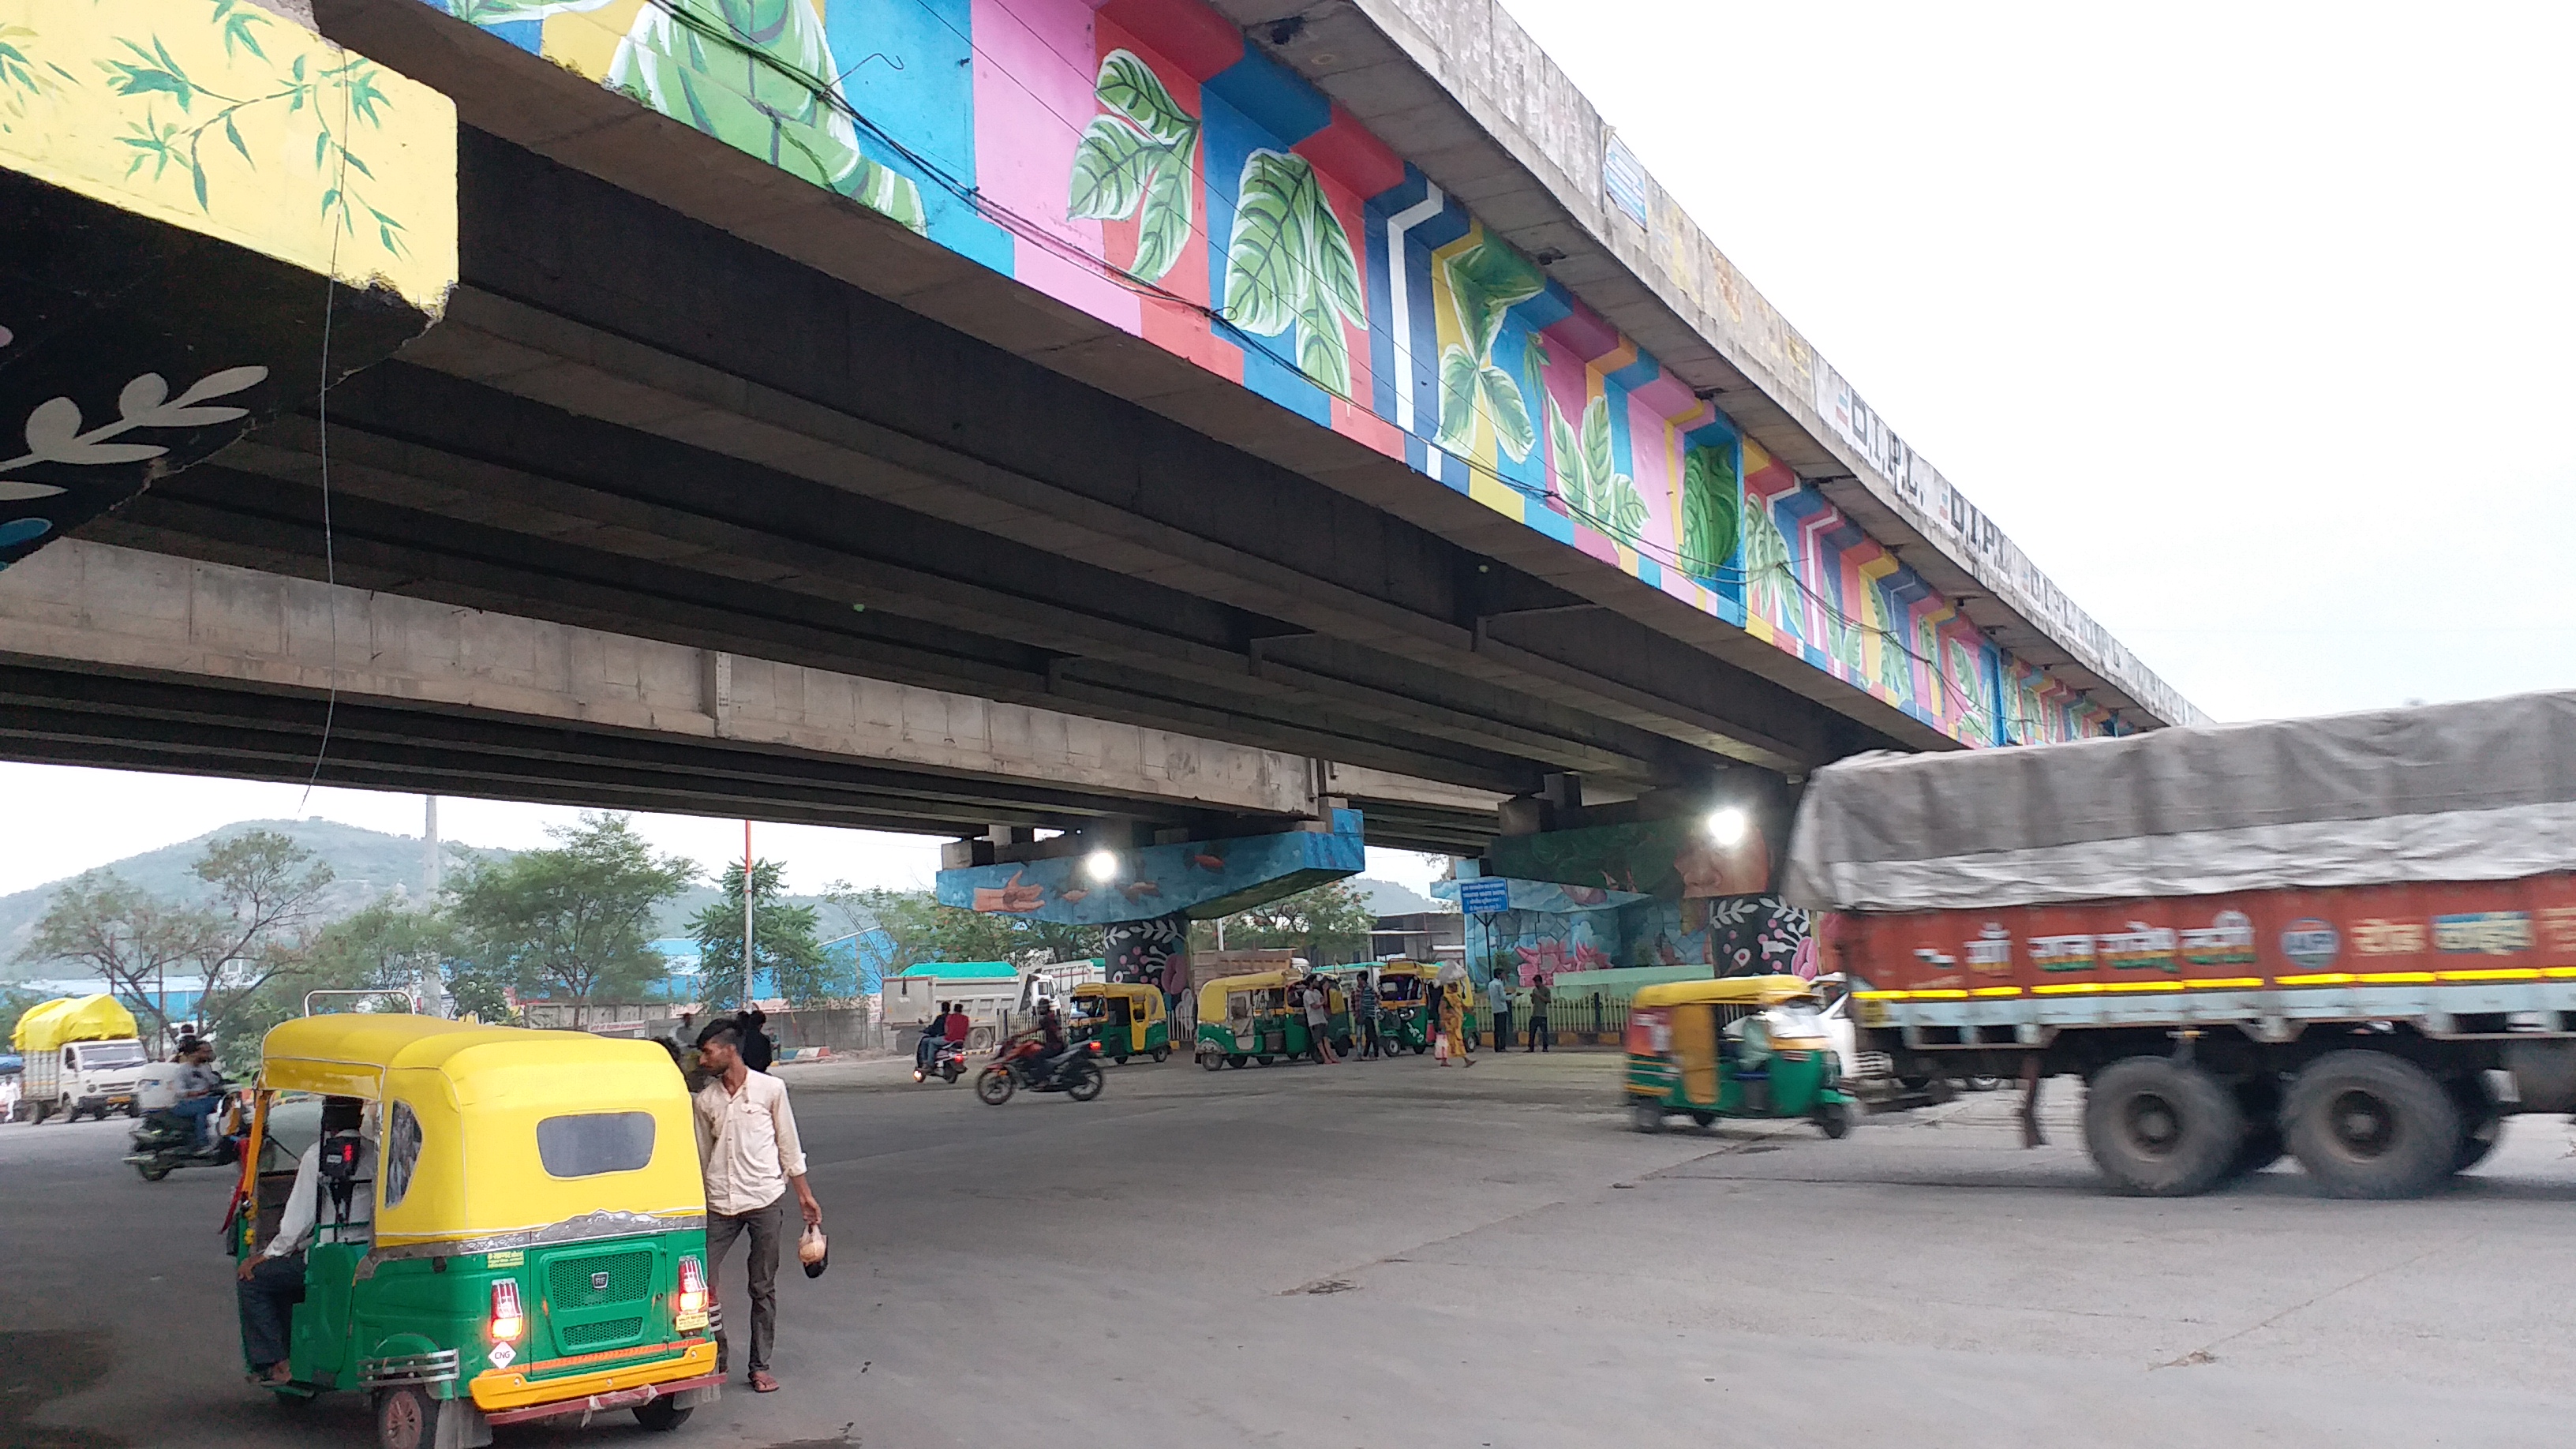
[694,1025,822,1394]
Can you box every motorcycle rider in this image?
[915,1001,953,1075]
[167,1037,225,1148]
[1032,998,1073,1084]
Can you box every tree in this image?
[17,829,335,1054]
[691,859,833,1012]
[1187,880,1376,964]
[223,893,460,1053]
[447,814,694,1029]
[830,884,1100,972]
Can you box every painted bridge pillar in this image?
[934,809,1365,1003]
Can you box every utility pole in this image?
[423,795,441,898]
[742,819,755,1011]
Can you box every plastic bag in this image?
[1433,1032,1449,1062]
[799,1224,829,1279]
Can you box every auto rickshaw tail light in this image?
[1626,1009,1669,1055]
[489,1279,525,1342]
[677,1255,708,1314]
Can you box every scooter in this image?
[125,1098,242,1181]
[975,1036,1105,1106]
[913,1038,968,1085]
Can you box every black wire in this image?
[297,73,350,813]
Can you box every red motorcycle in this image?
[975,1032,1106,1105]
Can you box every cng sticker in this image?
[487,1340,516,1370]
[2282,919,2339,970]
[487,1250,525,1268]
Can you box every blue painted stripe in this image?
[1204,46,1331,145]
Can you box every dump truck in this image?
[10,994,147,1123]
[1784,689,2576,1199]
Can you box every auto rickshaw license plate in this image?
[676,1310,709,1332]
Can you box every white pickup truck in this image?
[24,1036,148,1122]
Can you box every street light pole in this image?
[742,819,755,1012]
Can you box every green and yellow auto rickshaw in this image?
[1193,971,1313,1069]
[1624,976,1855,1137]
[231,1015,719,1448]
[1372,962,1477,1054]
[1069,982,1170,1064]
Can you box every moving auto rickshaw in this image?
[232,1016,718,1448]
[1193,971,1313,1069]
[1069,982,1170,1064]
[1624,976,1855,1136]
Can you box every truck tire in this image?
[2454,1116,2503,1173]
[2284,1050,2461,1199]
[2082,1057,2244,1196]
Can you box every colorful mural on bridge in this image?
[424,0,2114,747]
[1,0,455,571]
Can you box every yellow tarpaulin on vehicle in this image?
[13,994,138,1052]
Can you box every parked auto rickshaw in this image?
[1624,976,1855,1136]
[1193,971,1313,1068]
[1372,962,1476,1054]
[1069,982,1170,1064]
[233,1015,718,1448]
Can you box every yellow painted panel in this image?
[0,0,456,314]
[1672,1004,1717,1103]
[542,0,648,80]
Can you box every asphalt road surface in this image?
[9,1048,2576,1449]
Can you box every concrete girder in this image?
[0,540,1500,849]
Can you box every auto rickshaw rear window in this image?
[383,1101,423,1206]
[536,1110,655,1178]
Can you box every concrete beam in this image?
[0,540,1494,838]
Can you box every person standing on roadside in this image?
[1485,972,1512,1055]
[1302,979,1339,1064]
[1526,975,1552,1052]
[694,1026,822,1394]
[736,1006,776,1073]
[1437,980,1474,1067]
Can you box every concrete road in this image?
[10,1050,2576,1449]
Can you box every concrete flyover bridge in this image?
[1,0,2192,863]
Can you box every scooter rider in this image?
[915,1001,953,1075]
[168,1038,225,1148]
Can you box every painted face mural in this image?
[415,0,2126,751]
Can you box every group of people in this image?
[239,1006,821,1396]
[1481,972,1556,1054]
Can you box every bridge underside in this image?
[62,124,1903,828]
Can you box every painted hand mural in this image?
[1222,148,1364,395]
[1065,51,1197,286]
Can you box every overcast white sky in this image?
[2,2,2567,898]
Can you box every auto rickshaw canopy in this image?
[1072,981,1165,1015]
[12,994,137,1051]
[255,1014,702,1248]
[1631,975,1819,1009]
[1195,970,1304,1022]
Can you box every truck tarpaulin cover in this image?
[1784,690,2576,913]
[11,994,138,1052]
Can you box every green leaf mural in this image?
[1544,392,1648,542]
[1743,492,1796,635]
[1678,444,1738,580]
[1432,236,1544,461]
[1065,50,1198,285]
[1222,148,1363,393]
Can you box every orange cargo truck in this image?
[1784,690,2576,1199]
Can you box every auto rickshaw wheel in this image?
[1814,1101,1853,1139]
[1411,1042,1427,1055]
[1225,1054,1246,1069]
[1112,1051,1130,1065]
[1689,1110,1716,1129]
[373,1385,442,1449]
[1631,1103,1664,1133]
[634,1398,693,1432]
[1255,1055,1273,1066]
[1151,1046,1171,1063]
[975,1067,1016,1105]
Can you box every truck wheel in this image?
[2284,1050,2461,1199]
[2082,1057,2244,1196]
[2455,1115,2503,1173]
